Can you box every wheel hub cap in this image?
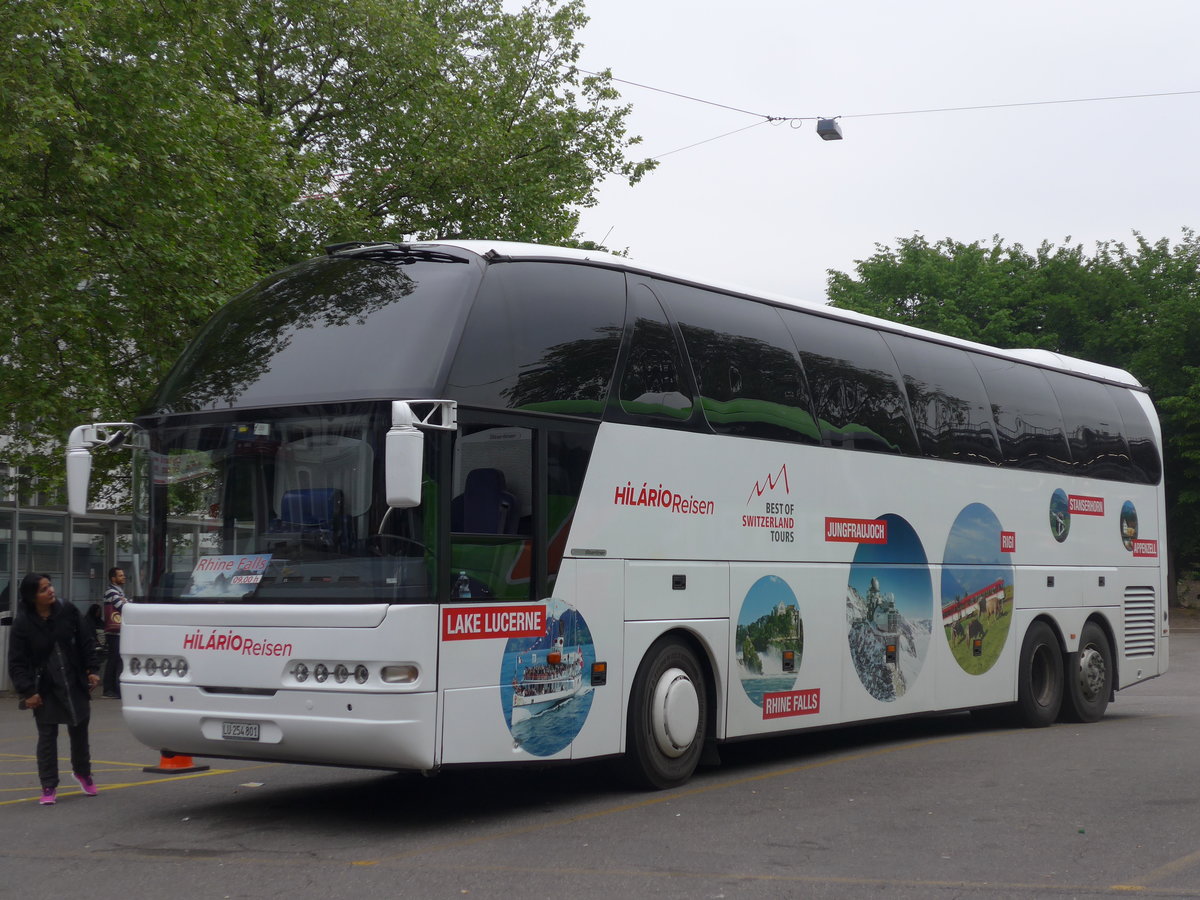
[651,667,699,758]
[1078,647,1106,701]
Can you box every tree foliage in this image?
[0,0,652,501]
[827,230,1200,576]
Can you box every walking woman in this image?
[7,573,101,805]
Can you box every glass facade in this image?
[70,520,110,610]
[0,509,12,615]
[0,494,207,690]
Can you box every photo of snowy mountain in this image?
[844,514,933,702]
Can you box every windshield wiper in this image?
[323,242,468,265]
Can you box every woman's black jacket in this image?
[8,600,100,723]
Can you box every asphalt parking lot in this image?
[3,613,1200,899]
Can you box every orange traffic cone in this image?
[143,751,210,774]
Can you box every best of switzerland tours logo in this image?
[743,465,796,543]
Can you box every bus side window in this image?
[1106,384,1162,484]
[447,422,598,601]
[617,284,694,421]
[781,311,919,455]
[972,355,1073,473]
[445,262,625,417]
[1044,371,1132,480]
[545,429,595,593]
[450,425,533,601]
[444,272,517,409]
[883,333,1001,465]
[659,280,820,444]
[504,264,625,418]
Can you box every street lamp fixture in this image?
[817,118,843,141]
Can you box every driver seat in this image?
[450,468,517,534]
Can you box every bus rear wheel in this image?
[1015,620,1063,727]
[1060,621,1112,723]
[624,637,708,790]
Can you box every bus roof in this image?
[415,240,1144,390]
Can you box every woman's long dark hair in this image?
[18,572,52,616]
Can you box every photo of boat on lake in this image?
[499,597,595,757]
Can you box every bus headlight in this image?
[160,658,173,676]
[354,665,369,684]
[334,664,349,684]
[293,662,310,683]
[314,663,329,683]
[129,657,142,675]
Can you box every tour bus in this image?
[67,240,1167,788]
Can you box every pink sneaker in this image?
[39,788,56,805]
[73,774,98,796]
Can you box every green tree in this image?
[1108,232,1200,579]
[1,0,298,504]
[0,0,652,501]
[827,230,1200,580]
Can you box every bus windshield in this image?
[133,403,434,604]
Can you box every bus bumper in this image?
[122,683,438,771]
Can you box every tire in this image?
[1060,621,1113,723]
[624,637,708,790]
[1014,620,1063,727]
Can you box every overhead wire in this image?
[651,121,773,159]
[577,70,779,120]
[576,67,812,159]
[577,67,1200,158]
[842,88,1200,119]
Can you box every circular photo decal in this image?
[737,575,804,708]
[941,503,1015,675]
[846,514,933,702]
[1120,501,1138,551]
[1049,488,1070,543]
[500,598,595,757]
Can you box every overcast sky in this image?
[559,0,1200,303]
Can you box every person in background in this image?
[102,567,128,699]
[85,602,107,669]
[7,573,101,805]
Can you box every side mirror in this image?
[65,423,134,516]
[67,447,93,516]
[385,402,424,508]
[66,426,97,516]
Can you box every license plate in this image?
[222,721,260,741]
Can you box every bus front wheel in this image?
[1060,621,1112,723]
[1015,620,1063,727]
[624,638,708,790]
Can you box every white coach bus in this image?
[67,240,1167,788]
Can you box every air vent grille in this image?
[1123,586,1157,658]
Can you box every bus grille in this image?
[1123,586,1158,658]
